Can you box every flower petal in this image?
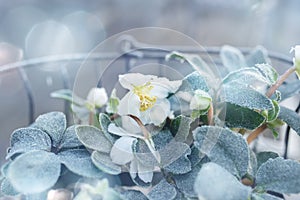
[108,123,131,137]
[129,158,138,179]
[137,161,154,183]
[119,73,155,90]
[110,137,136,165]
[118,92,140,116]
[151,78,182,98]
[121,116,142,134]
[149,99,171,126]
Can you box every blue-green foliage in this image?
[2,45,300,200]
[1,112,100,196]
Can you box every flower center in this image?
[133,82,157,111]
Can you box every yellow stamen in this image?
[133,82,157,111]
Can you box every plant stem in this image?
[247,124,267,144]
[247,66,296,144]
[89,111,94,125]
[266,66,296,98]
[128,114,161,163]
[128,114,150,139]
[207,102,214,125]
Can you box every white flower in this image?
[292,45,300,60]
[117,73,182,126]
[291,45,300,79]
[108,121,155,183]
[86,87,108,108]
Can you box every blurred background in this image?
[0,0,300,164]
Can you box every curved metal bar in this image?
[0,41,293,73]
[284,101,300,158]
[17,67,35,123]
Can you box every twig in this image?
[247,66,296,144]
[247,124,267,144]
[207,102,214,125]
[266,66,296,98]
[89,112,94,125]
[128,114,161,163]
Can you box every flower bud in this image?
[190,90,212,110]
[291,45,300,79]
[86,87,108,108]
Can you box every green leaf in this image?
[50,89,74,103]
[170,115,192,142]
[99,113,118,143]
[1,161,11,177]
[106,89,120,114]
[220,84,273,110]
[1,178,19,196]
[121,190,148,200]
[25,191,48,200]
[152,130,173,150]
[133,139,158,169]
[219,103,266,130]
[159,142,191,171]
[266,100,280,122]
[278,106,300,136]
[278,80,300,100]
[174,166,200,198]
[256,151,279,169]
[166,51,219,85]
[74,179,122,200]
[251,192,283,200]
[220,45,246,71]
[193,126,249,178]
[33,112,66,147]
[255,64,278,84]
[76,125,112,153]
[148,179,177,200]
[187,146,203,167]
[248,149,258,177]
[7,150,60,194]
[71,104,89,123]
[50,89,85,106]
[163,146,191,174]
[222,67,270,89]
[59,125,83,149]
[58,149,103,178]
[194,162,251,200]
[174,158,210,198]
[246,46,270,67]
[7,128,52,159]
[255,157,300,194]
[179,71,209,92]
[295,59,300,79]
[91,151,121,175]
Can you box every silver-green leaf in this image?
[7,150,61,194]
[33,112,66,147]
[76,125,112,153]
[219,103,266,130]
[220,45,247,71]
[7,128,52,159]
[193,126,249,178]
[194,162,251,200]
[255,157,300,194]
[220,84,273,110]
[148,179,177,200]
[58,149,103,178]
[91,151,122,175]
[277,106,300,136]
